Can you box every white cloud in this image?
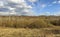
[8,0,25,3]
[10,12,16,15]
[45,12,51,15]
[28,0,37,2]
[52,1,57,4]
[0,0,33,16]
[52,0,60,4]
[41,4,47,8]
[0,1,4,7]
[54,12,60,16]
[0,12,17,15]
[58,0,60,4]
[28,5,32,8]
[8,7,15,10]
[39,12,51,15]
[0,12,9,15]
[23,9,29,12]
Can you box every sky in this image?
[0,0,60,16]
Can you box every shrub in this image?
[50,19,60,26]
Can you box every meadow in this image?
[0,16,60,37]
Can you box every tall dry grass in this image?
[0,16,60,37]
[0,28,60,37]
[0,16,54,28]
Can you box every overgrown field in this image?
[0,16,60,37]
[0,28,60,37]
[0,16,60,28]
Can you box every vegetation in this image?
[0,28,60,37]
[0,16,60,28]
[0,16,60,37]
[0,16,56,28]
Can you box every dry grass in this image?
[0,28,60,37]
[0,16,54,28]
[0,16,60,37]
[0,28,44,37]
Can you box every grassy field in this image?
[0,16,55,28]
[0,28,60,37]
[0,16,60,37]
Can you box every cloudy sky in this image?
[0,0,60,16]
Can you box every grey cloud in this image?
[0,7,9,12]
[0,0,33,16]
[6,2,19,8]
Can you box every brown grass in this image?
[0,28,60,37]
[0,16,60,37]
[0,16,54,28]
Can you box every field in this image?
[0,16,60,37]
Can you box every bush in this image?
[50,19,60,26]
